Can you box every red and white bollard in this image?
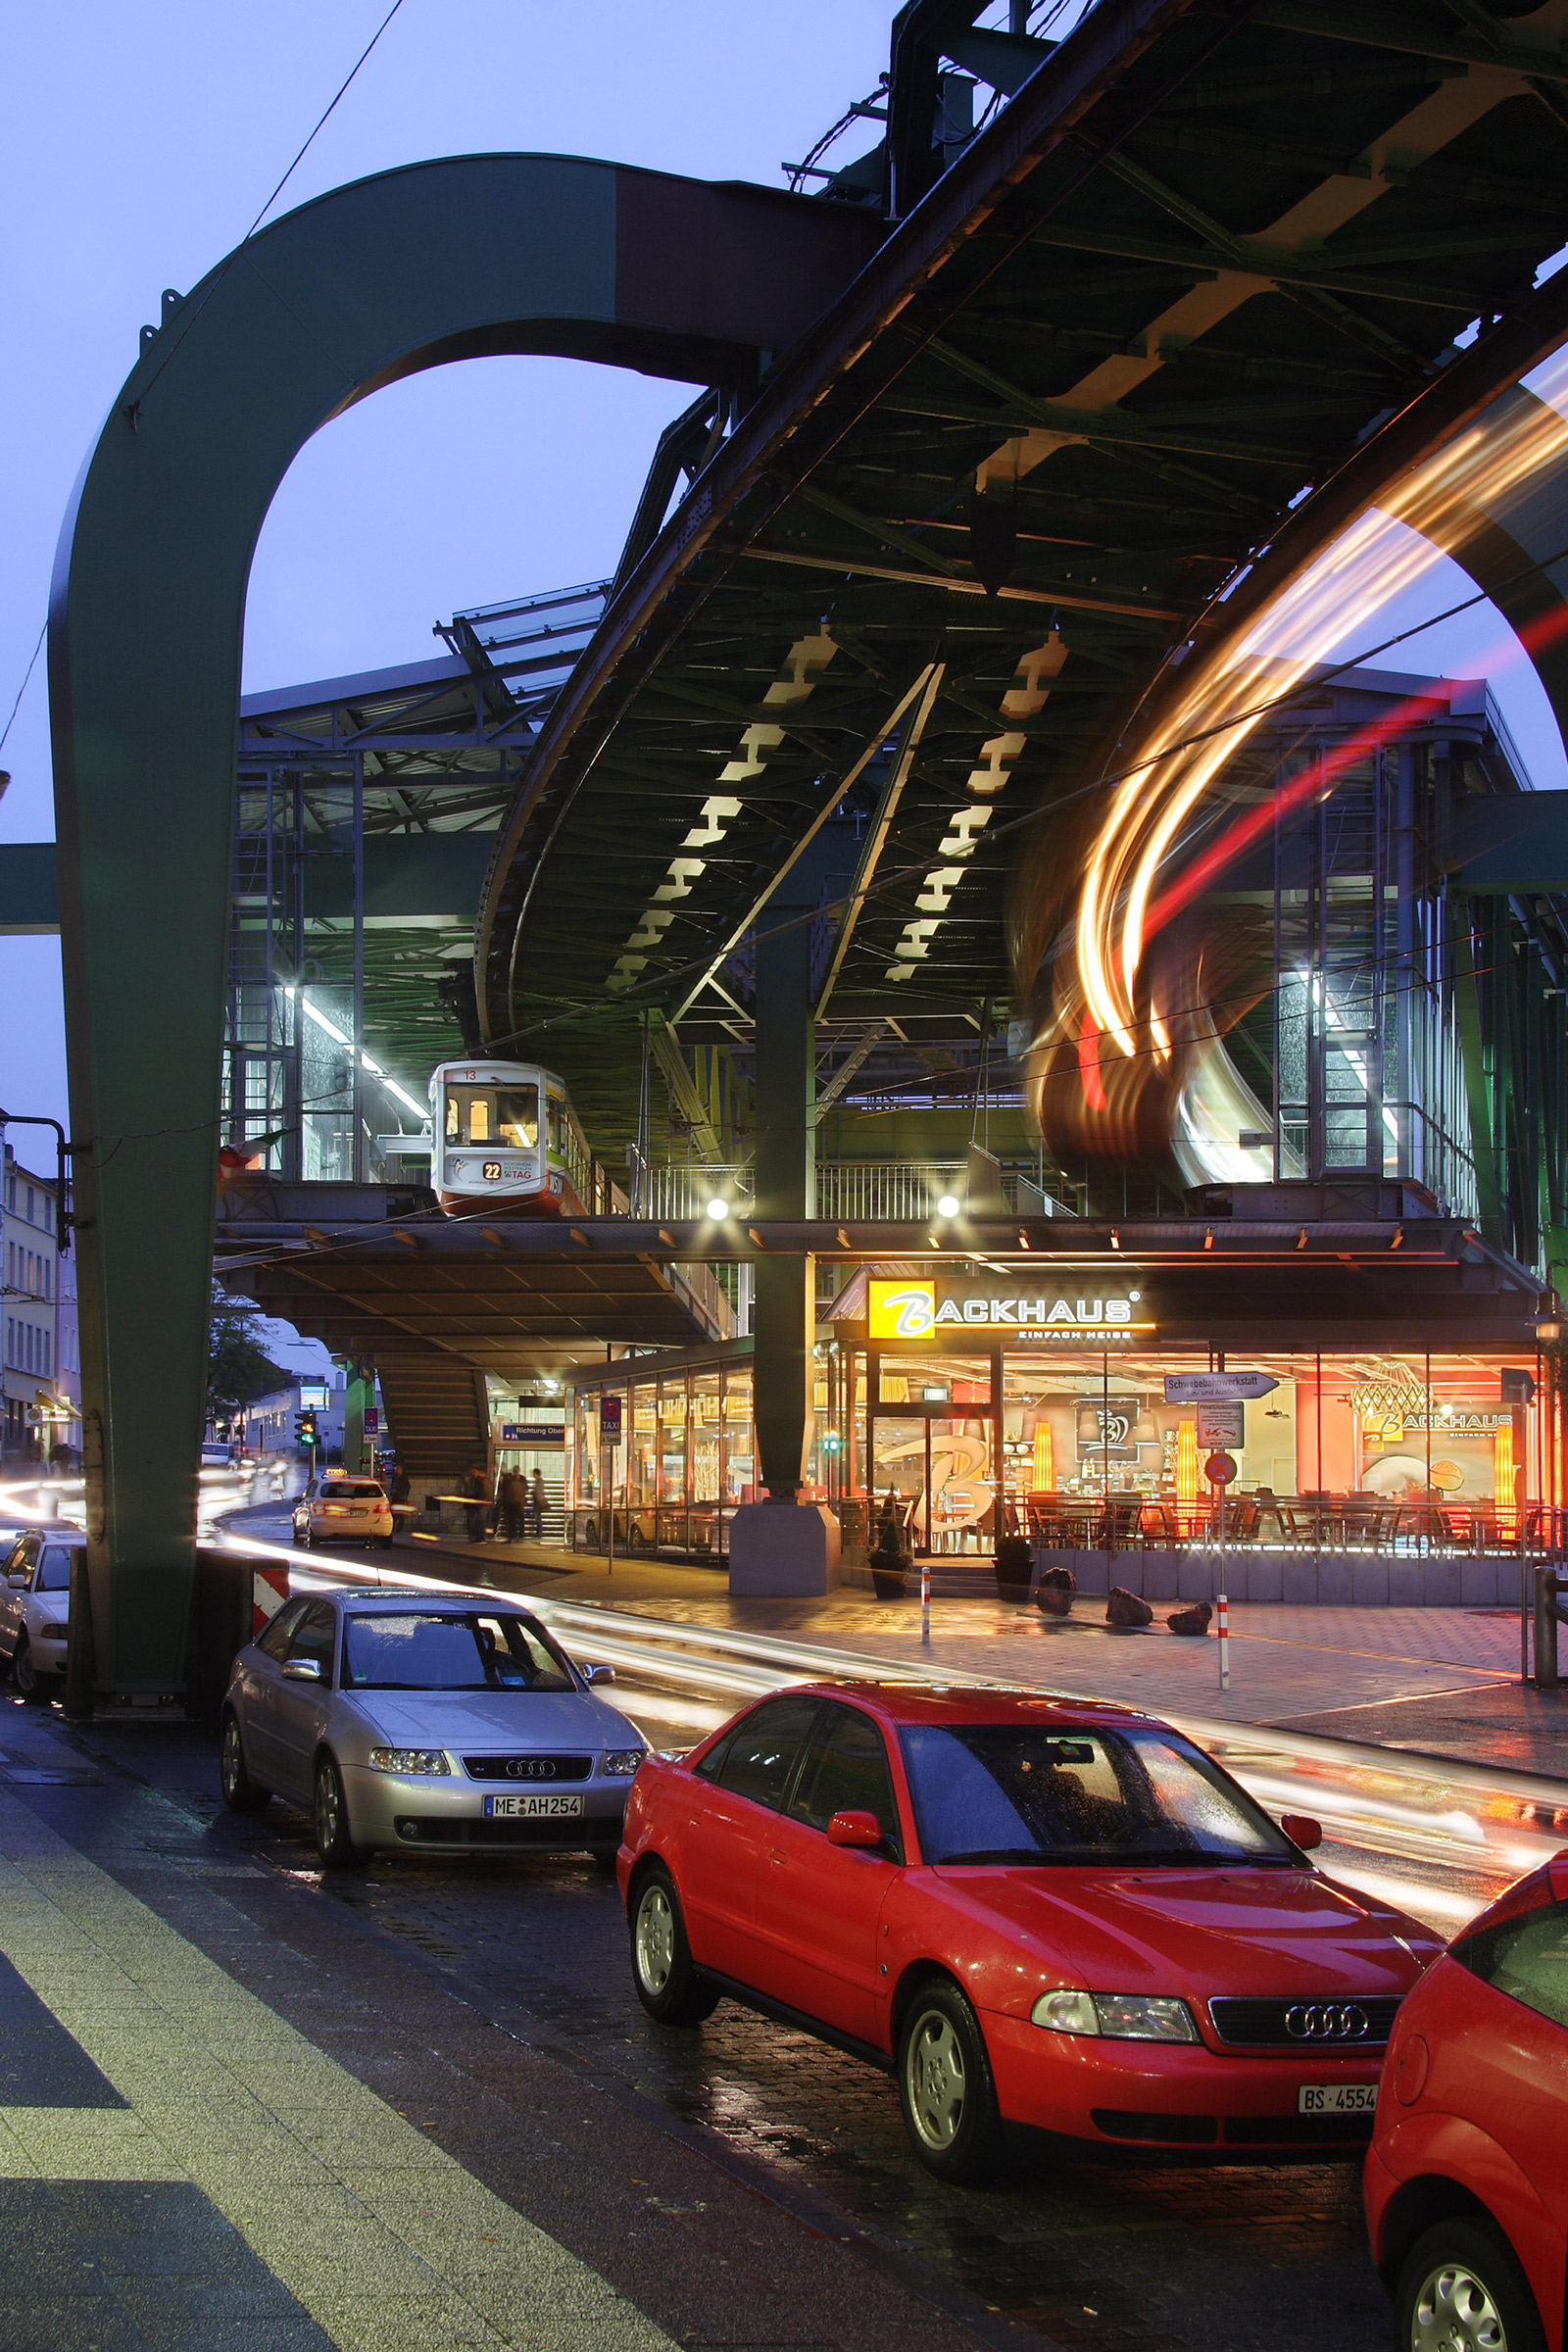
[921,1554,931,1647]
[252,1562,290,1641]
[1216,1590,1229,1690]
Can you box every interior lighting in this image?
[936,1193,961,1217]
[1032,1423,1054,1492]
[291,990,427,1121]
[1494,1418,1517,1538]
[1175,1417,1200,1510]
[706,1199,730,1221]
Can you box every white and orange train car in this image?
[429,1060,597,1218]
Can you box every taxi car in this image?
[220,1588,646,1869]
[619,1684,1441,2180]
[292,1473,394,1549]
[1366,1854,1568,2351]
[0,1528,82,1697]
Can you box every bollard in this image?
[921,1553,930,1647]
[1217,1591,1230,1691]
[1533,1563,1567,1691]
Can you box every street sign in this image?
[1163,1372,1277,1402]
[1205,1451,1239,1485]
[1197,1401,1245,1448]
[599,1395,622,1442]
[363,1407,379,1433]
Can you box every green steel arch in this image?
[48,151,879,1692]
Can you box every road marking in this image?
[0,1789,674,2352]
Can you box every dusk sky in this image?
[3,0,1565,1157]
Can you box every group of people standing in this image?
[461,1461,549,1545]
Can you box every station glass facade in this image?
[564,1303,1561,1566]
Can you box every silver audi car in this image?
[220,1587,647,1869]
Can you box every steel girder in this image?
[49,154,877,1691]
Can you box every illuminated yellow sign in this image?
[868,1279,936,1339]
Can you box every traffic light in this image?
[295,1409,318,1448]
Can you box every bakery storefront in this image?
[564,1263,1562,1583]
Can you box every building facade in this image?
[1,1148,77,1462]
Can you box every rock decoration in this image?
[1105,1586,1153,1629]
[1166,1602,1212,1637]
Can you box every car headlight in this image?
[602,1749,646,1777]
[1031,1989,1199,2042]
[367,1748,452,1776]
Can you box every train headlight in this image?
[706,1199,730,1220]
[936,1193,961,1218]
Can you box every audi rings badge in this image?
[1285,2003,1369,2041]
[506,1757,558,1780]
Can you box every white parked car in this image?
[0,1529,84,1697]
[292,1474,394,1550]
[220,1588,647,1868]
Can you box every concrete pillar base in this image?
[728,1501,842,1596]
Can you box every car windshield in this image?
[899,1723,1297,1867]
[342,1610,574,1691]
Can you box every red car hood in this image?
[930,1863,1437,1997]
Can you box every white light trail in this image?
[288,990,429,1124]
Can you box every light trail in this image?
[1030,350,1568,1174]
[219,1529,1559,1932]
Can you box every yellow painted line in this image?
[0,1792,674,2352]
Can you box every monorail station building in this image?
[32,0,1568,1694]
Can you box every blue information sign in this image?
[600,1395,622,1440]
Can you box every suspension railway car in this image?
[430,1060,598,1218]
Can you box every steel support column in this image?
[751,873,820,1500]
[48,153,874,1692]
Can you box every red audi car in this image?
[1366,1855,1568,2352]
[618,1683,1440,2180]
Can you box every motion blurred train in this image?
[430,1059,598,1217]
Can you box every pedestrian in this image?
[387,1460,411,1508]
[462,1459,489,1544]
[497,1468,526,1543]
[529,1467,548,1541]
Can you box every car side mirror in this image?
[580,1661,614,1686]
[827,1809,885,1849]
[6,1574,27,1590]
[1280,1812,1322,1851]
[282,1657,323,1683]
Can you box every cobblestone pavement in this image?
[0,1690,1396,2352]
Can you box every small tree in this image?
[208,1288,288,1428]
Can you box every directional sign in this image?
[1163,1372,1277,1403]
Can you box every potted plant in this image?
[994,1533,1034,1602]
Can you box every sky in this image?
[3,0,1565,1166]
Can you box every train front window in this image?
[443,1085,539,1150]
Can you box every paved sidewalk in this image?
[378,1527,1568,1781]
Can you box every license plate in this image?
[482,1793,583,1819]
[1298,2082,1378,2114]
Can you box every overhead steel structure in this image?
[47,0,1568,1689]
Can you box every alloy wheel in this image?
[635,1883,675,1993]
[221,1718,242,1799]
[906,2010,966,2149]
[1412,2259,1508,2352]
[315,1763,339,1850]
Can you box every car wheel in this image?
[897,1980,1007,2184]
[1396,2219,1545,2352]
[630,1864,717,2026]
[378,1535,394,1551]
[12,1637,46,1703]
[220,1711,270,1814]
[290,1524,305,1546]
[313,1753,370,1870]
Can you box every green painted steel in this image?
[0,846,60,935]
[49,153,875,1692]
